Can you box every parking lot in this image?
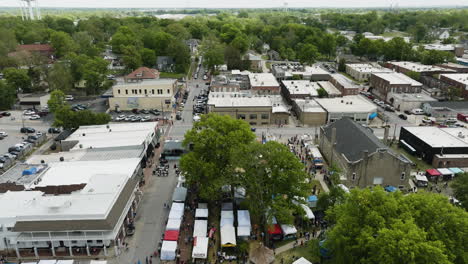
[0,110,52,155]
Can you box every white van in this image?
[411,108,424,115]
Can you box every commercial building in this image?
[315,96,377,124]
[271,64,331,81]
[17,93,51,110]
[384,61,456,75]
[281,80,321,101]
[124,67,160,82]
[422,44,464,57]
[248,73,281,95]
[8,44,54,59]
[422,101,468,120]
[108,79,178,111]
[399,126,468,167]
[370,72,423,100]
[439,74,468,99]
[437,63,468,73]
[317,81,342,97]
[319,118,412,189]
[0,122,160,259]
[387,93,437,112]
[345,63,392,82]
[292,99,327,126]
[207,92,289,126]
[243,53,262,71]
[329,74,360,96]
[209,73,249,92]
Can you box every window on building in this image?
[400,172,406,180]
[250,114,257,119]
[249,122,257,125]
[158,89,163,94]
[87,240,93,243]
[352,173,356,181]
[7,227,12,231]
[167,89,170,94]
[152,89,155,94]
[238,114,246,120]
[97,240,103,243]
[144,89,147,94]
[261,114,269,119]
[71,240,77,244]
[139,89,142,94]
[125,90,128,95]
[118,89,121,94]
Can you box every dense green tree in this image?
[317,87,328,98]
[53,107,111,130]
[140,48,156,68]
[73,31,99,57]
[110,26,140,54]
[180,114,256,201]
[325,188,468,264]
[50,31,77,58]
[3,67,31,93]
[224,45,243,70]
[47,89,66,113]
[231,35,249,54]
[338,58,346,72]
[47,62,74,93]
[166,23,191,40]
[404,71,421,81]
[0,80,16,110]
[201,36,225,71]
[298,44,319,64]
[451,173,468,210]
[421,50,454,65]
[122,45,142,71]
[410,23,429,43]
[233,141,310,226]
[220,24,241,43]
[166,40,191,73]
[0,29,18,56]
[82,57,108,95]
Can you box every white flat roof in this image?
[389,61,455,73]
[372,72,422,86]
[282,80,319,96]
[208,93,283,108]
[389,93,436,102]
[114,78,176,86]
[248,73,279,87]
[403,126,468,148]
[315,95,377,113]
[347,63,392,73]
[317,81,342,96]
[293,99,326,113]
[65,122,157,150]
[0,158,140,221]
[440,73,468,87]
[303,66,329,75]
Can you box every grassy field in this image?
[274,239,321,264]
[390,144,431,171]
[159,72,186,79]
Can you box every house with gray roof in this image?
[319,118,412,189]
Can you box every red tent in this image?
[426,169,441,176]
[164,230,179,241]
[267,224,282,235]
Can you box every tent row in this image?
[425,168,465,181]
[161,201,184,261]
[221,209,236,248]
[23,261,106,264]
[268,216,298,241]
[192,204,209,260]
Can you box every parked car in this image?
[411,108,425,115]
[398,114,407,120]
[140,116,151,122]
[8,146,21,153]
[4,153,16,160]
[48,127,61,134]
[23,110,36,116]
[1,112,11,116]
[140,109,150,114]
[384,105,395,112]
[0,132,7,137]
[115,115,126,121]
[176,112,182,120]
[20,127,35,133]
[29,115,41,120]
[65,95,74,101]
[150,110,161,116]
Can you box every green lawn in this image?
[390,144,431,171]
[274,239,321,264]
[159,72,186,79]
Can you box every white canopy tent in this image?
[237,210,251,237]
[221,210,234,227]
[415,174,428,182]
[237,226,251,237]
[221,210,234,219]
[56,261,74,264]
[195,208,208,219]
[38,261,56,264]
[292,257,313,264]
[166,218,182,231]
[161,240,178,261]
[281,224,298,236]
[198,203,208,209]
[169,208,184,220]
[22,262,38,264]
[437,168,454,177]
[193,220,208,238]
[221,225,237,247]
[171,202,185,211]
[192,237,209,259]
[90,261,107,264]
[300,204,315,219]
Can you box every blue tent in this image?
[369,112,378,120]
[308,195,318,202]
[385,186,398,192]
[449,168,464,174]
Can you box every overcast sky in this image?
[0,0,465,8]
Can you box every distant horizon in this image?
[0,0,467,9]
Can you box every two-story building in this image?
[248,73,281,95]
[370,72,423,101]
[329,74,360,96]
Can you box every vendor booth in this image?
[193,220,208,238]
[449,167,464,175]
[437,168,455,180]
[307,195,318,208]
[415,174,428,187]
[166,218,182,231]
[164,230,180,241]
[172,187,187,202]
[192,237,209,259]
[195,208,208,219]
[300,204,315,220]
[221,225,236,247]
[293,257,313,264]
[221,211,234,227]
[237,210,251,238]
[281,224,298,240]
[161,240,178,261]
[425,169,441,181]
